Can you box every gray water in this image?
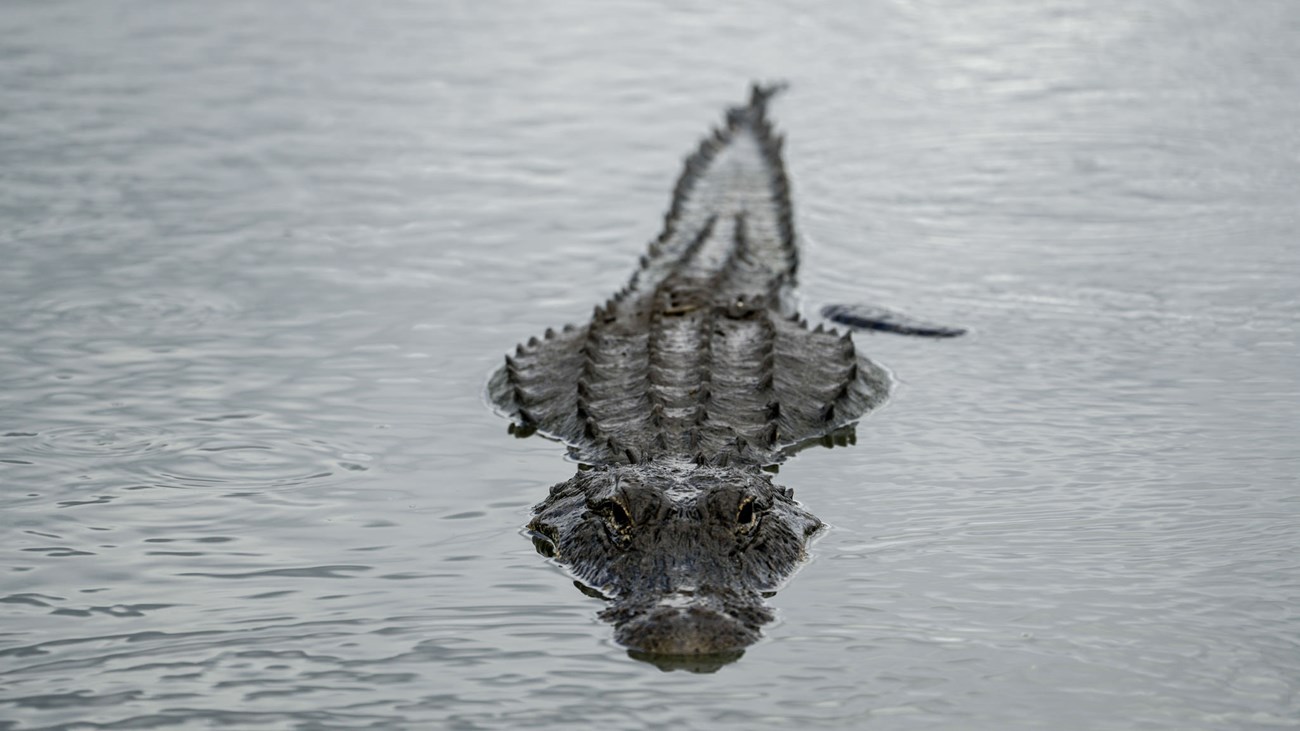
[2,2,1298,729]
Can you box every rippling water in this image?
[2,1,1297,729]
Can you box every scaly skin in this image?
[489,84,889,658]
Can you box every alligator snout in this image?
[613,603,759,655]
[602,588,774,656]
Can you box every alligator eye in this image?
[598,500,633,532]
[736,496,757,530]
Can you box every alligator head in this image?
[528,459,822,658]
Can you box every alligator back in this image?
[489,84,889,467]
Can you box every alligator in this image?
[488,83,953,664]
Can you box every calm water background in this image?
[2,1,1298,729]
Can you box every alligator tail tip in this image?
[750,80,789,108]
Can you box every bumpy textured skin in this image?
[489,84,890,658]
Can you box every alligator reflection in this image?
[490,85,911,668]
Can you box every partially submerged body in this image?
[490,84,943,662]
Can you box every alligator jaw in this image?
[602,588,772,656]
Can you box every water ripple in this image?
[840,128,1291,243]
[20,425,173,460]
[14,286,243,337]
[7,420,368,494]
[2,1,1298,728]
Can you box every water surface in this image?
[2,1,1298,729]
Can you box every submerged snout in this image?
[615,604,757,655]
[607,591,770,655]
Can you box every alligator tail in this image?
[631,82,799,303]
